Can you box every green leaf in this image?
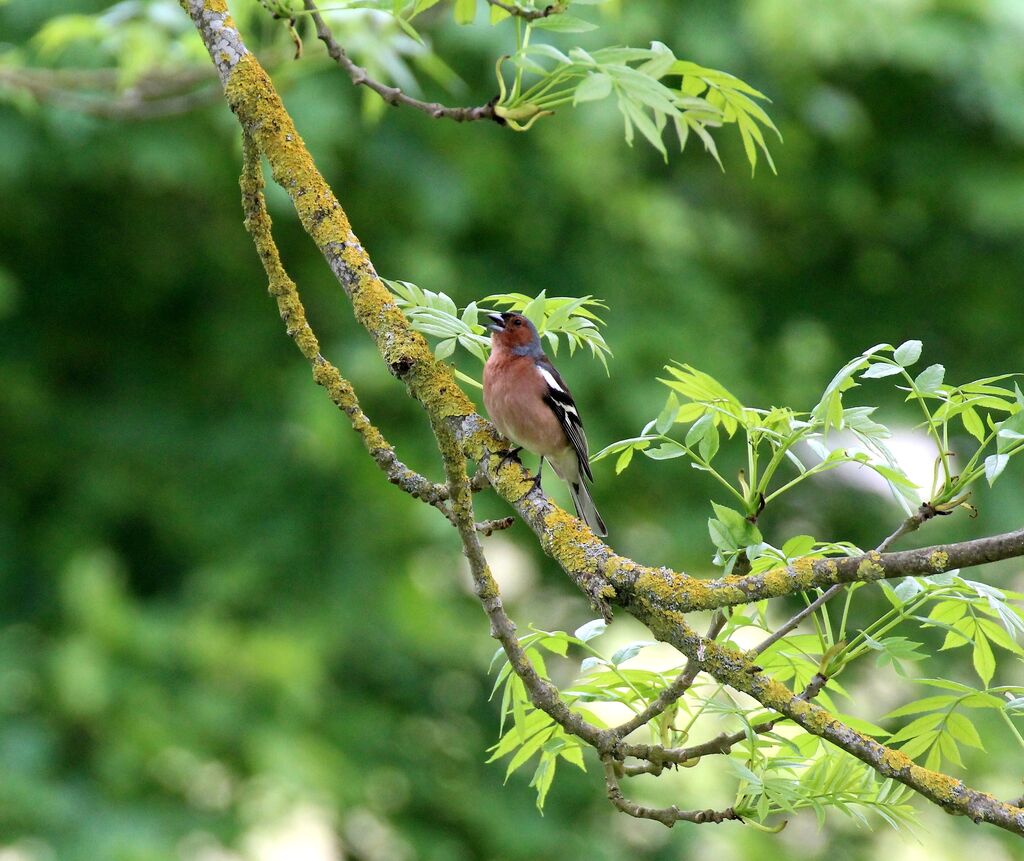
[531,14,597,32]
[708,518,735,552]
[530,753,557,810]
[435,338,456,360]
[454,0,476,24]
[643,441,688,460]
[972,631,996,686]
[615,446,634,474]
[962,406,986,443]
[928,600,967,626]
[655,393,679,434]
[946,712,984,750]
[574,619,606,642]
[685,413,714,447]
[698,420,720,462]
[574,72,613,104]
[835,714,890,737]
[996,411,1024,454]
[893,340,923,367]
[811,344,891,428]
[913,364,945,394]
[559,743,586,771]
[711,503,762,546]
[861,363,903,379]
[887,712,945,745]
[522,290,547,329]
[610,641,656,666]
[883,695,956,719]
[870,464,917,489]
[985,453,1009,486]
[512,677,528,741]
[505,728,553,779]
[781,535,816,558]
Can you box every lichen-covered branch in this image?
[609,612,726,741]
[622,526,1024,616]
[624,606,1024,835]
[434,422,612,750]
[752,509,931,656]
[238,129,453,517]
[182,0,1024,835]
[303,1,500,124]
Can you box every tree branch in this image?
[628,526,1024,615]
[302,1,501,124]
[239,130,454,519]
[622,607,1024,835]
[434,423,612,751]
[486,0,564,21]
[181,1,1024,834]
[609,612,726,741]
[602,757,742,827]
[752,506,932,657]
[0,67,222,120]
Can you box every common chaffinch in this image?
[483,311,607,537]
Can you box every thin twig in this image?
[752,506,933,657]
[303,0,501,123]
[435,425,612,750]
[486,0,563,21]
[619,669,833,768]
[0,67,222,120]
[602,757,742,827]
[610,612,726,740]
[476,516,515,536]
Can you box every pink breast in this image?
[484,359,569,457]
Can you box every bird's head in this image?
[487,312,542,356]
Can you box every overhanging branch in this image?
[303,0,501,124]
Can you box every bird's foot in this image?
[527,457,545,493]
[496,446,523,470]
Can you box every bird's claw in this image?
[496,446,523,470]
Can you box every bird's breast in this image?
[484,356,569,457]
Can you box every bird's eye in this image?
[513,319,522,327]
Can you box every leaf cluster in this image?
[385,281,610,387]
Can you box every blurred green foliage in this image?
[2,0,1024,859]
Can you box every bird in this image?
[482,311,607,537]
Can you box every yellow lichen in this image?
[225,52,478,435]
[856,557,885,581]
[907,763,962,801]
[881,747,912,772]
[929,550,949,571]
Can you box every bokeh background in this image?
[3,0,1024,858]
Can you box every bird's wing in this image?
[536,358,593,482]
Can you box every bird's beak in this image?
[486,312,505,333]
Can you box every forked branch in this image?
[182,0,1024,836]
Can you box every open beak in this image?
[486,312,505,333]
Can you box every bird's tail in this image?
[569,479,607,537]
